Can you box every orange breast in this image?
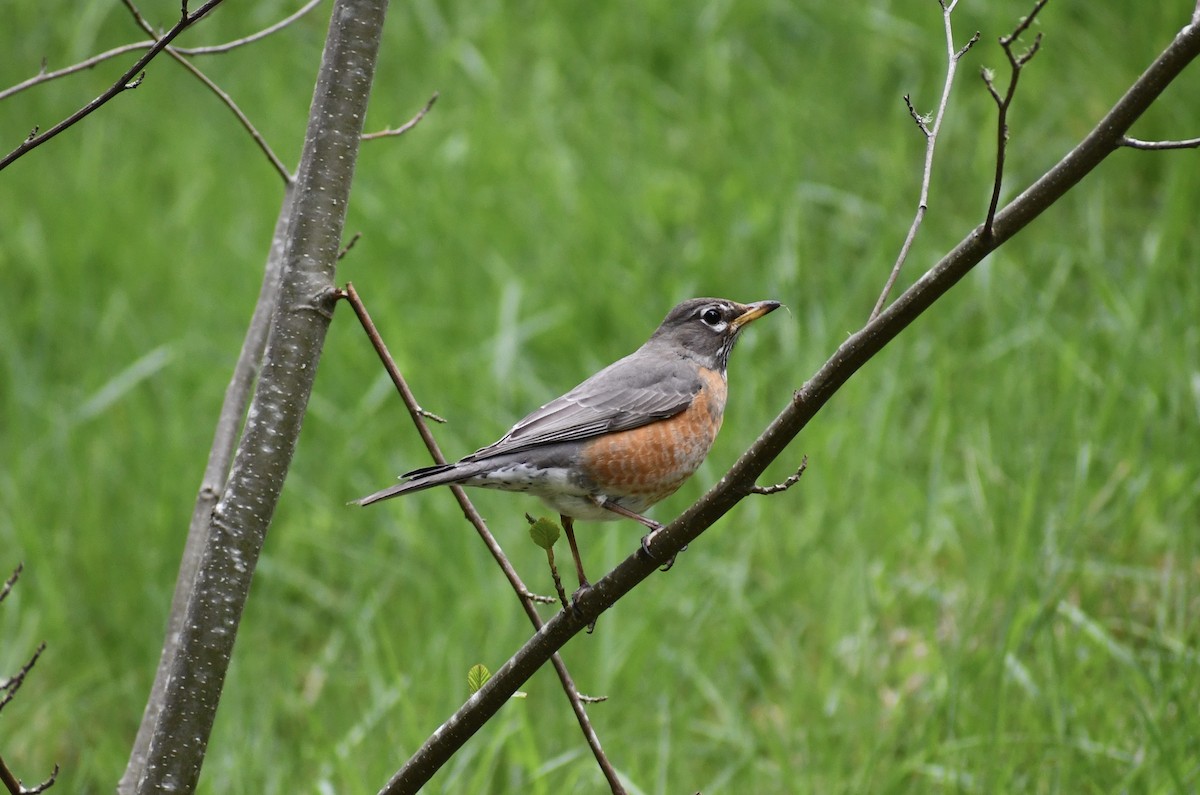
[579,367,727,502]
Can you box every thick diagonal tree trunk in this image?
[120,2,389,792]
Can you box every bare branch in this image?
[167,53,291,181]
[361,92,440,140]
[381,15,1200,790]
[982,0,1051,239]
[869,2,979,321]
[903,94,931,137]
[118,0,291,182]
[750,457,808,495]
[176,0,324,54]
[340,284,627,794]
[0,564,20,604]
[1003,0,1049,49]
[518,589,559,605]
[336,231,363,260]
[130,3,385,790]
[121,190,299,793]
[1,643,46,713]
[0,43,150,103]
[0,0,227,171]
[1120,135,1200,150]
[0,758,59,795]
[0,0,323,103]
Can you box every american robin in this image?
[357,297,780,592]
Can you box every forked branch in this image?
[870,0,979,320]
[0,758,59,795]
[0,0,227,171]
[119,0,291,182]
[0,0,323,104]
[1,566,59,795]
[981,0,1050,238]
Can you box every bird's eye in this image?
[700,307,723,326]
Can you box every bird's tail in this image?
[353,463,471,507]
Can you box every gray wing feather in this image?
[462,349,700,462]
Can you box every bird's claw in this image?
[570,582,597,633]
[639,530,686,572]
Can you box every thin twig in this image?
[0,757,59,795]
[0,0,323,103]
[0,0,227,171]
[518,589,559,604]
[120,0,292,183]
[869,4,979,320]
[339,284,627,795]
[337,232,363,261]
[0,42,151,103]
[1,643,47,713]
[0,564,20,604]
[750,456,808,495]
[1119,136,1200,150]
[361,92,440,140]
[174,0,324,54]
[166,53,291,181]
[981,0,1050,239]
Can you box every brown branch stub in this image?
[518,589,558,605]
[1120,135,1200,150]
[750,456,808,495]
[361,92,440,141]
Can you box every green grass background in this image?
[2,0,1198,792]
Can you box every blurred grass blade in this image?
[74,344,174,422]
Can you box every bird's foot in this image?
[639,525,684,571]
[657,544,688,572]
[570,581,598,633]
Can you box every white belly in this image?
[462,462,654,522]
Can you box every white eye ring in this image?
[699,306,727,330]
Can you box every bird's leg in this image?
[591,498,683,573]
[595,498,662,531]
[561,514,590,595]
[562,514,599,632]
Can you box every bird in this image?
[357,297,780,595]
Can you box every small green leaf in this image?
[467,663,491,693]
[528,516,561,549]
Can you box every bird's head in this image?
[648,297,781,371]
